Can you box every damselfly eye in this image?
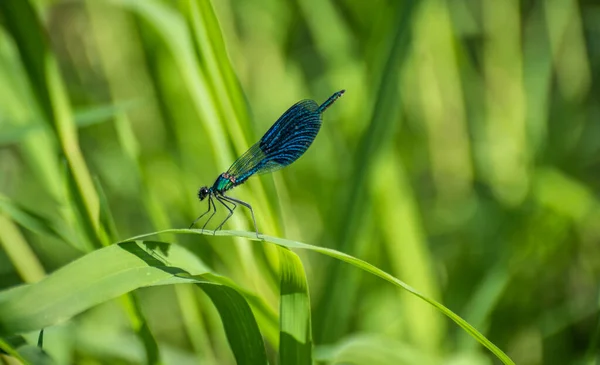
[198,187,209,201]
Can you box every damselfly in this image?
[190,90,345,236]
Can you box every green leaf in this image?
[0,0,101,248]
[0,101,142,147]
[126,229,516,365]
[278,247,312,364]
[73,100,143,128]
[0,337,30,365]
[314,334,438,365]
[0,194,73,246]
[0,240,268,364]
[203,272,279,347]
[0,0,53,126]
[0,212,47,283]
[0,124,39,146]
[0,336,55,365]
[317,0,418,343]
[198,281,267,365]
[0,226,512,364]
[122,293,162,365]
[15,345,56,365]
[0,241,198,334]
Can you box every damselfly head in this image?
[198,186,210,201]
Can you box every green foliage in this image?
[1,0,599,364]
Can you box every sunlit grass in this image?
[1,0,599,364]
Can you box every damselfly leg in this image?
[214,195,236,233]
[189,194,214,229]
[201,195,218,232]
[222,195,259,238]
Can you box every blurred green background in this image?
[1,0,600,364]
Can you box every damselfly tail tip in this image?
[318,89,346,113]
[333,89,345,100]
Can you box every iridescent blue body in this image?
[191,90,345,236]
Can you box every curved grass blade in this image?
[124,229,515,365]
[198,281,267,365]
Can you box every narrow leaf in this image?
[278,247,312,364]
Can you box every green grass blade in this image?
[125,229,515,365]
[0,101,141,147]
[0,337,30,365]
[0,0,101,248]
[198,281,267,365]
[0,194,73,247]
[174,285,218,364]
[278,247,312,364]
[94,176,120,243]
[0,241,195,334]
[314,334,438,365]
[13,344,56,365]
[204,273,279,348]
[318,0,418,342]
[0,0,52,125]
[0,239,267,364]
[0,213,46,283]
[0,124,39,146]
[73,100,142,128]
[120,293,162,365]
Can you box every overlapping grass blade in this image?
[0,191,73,247]
[0,124,39,146]
[0,0,101,248]
[0,241,201,334]
[0,337,29,365]
[314,334,438,365]
[198,281,267,365]
[120,292,161,365]
[0,334,55,365]
[0,240,268,364]
[11,344,55,365]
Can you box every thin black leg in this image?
[190,194,214,229]
[214,195,236,233]
[221,195,259,238]
[201,195,218,232]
